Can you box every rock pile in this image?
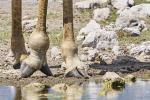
[76,20,118,64]
[116,4,150,35]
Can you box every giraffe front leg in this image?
[62,0,89,78]
[20,32,52,78]
[7,0,27,69]
[61,40,89,78]
[20,0,52,78]
[6,36,27,69]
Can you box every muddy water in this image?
[0,80,150,100]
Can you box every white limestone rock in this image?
[112,45,120,55]
[102,72,122,81]
[22,18,37,33]
[130,41,150,62]
[116,4,150,26]
[80,54,88,62]
[115,4,150,35]
[87,49,98,61]
[82,31,97,47]
[130,41,150,55]
[96,30,118,50]
[50,46,61,60]
[93,8,111,21]
[75,0,110,9]
[129,4,150,18]
[123,27,141,35]
[111,0,134,10]
[104,23,120,31]
[77,20,101,41]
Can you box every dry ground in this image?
[0,40,149,87]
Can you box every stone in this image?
[123,20,146,36]
[82,47,94,52]
[22,18,37,33]
[77,20,100,42]
[93,8,110,21]
[82,31,97,47]
[125,74,136,82]
[102,55,113,65]
[116,5,149,23]
[111,0,134,10]
[130,41,150,62]
[116,4,150,26]
[104,23,119,31]
[102,72,122,81]
[75,0,110,9]
[102,72,125,89]
[87,49,98,61]
[112,45,120,55]
[81,28,118,49]
[130,41,150,55]
[96,30,118,50]
[80,54,88,62]
[123,27,140,36]
[129,4,150,18]
[77,21,118,50]
[50,46,61,60]
[115,4,149,35]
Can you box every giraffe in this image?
[10,0,89,78]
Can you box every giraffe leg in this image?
[62,0,89,78]
[7,0,27,69]
[20,0,52,78]
[61,41,90,78]
[20,33,53,77]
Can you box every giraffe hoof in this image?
[76,68,90,79]
[65,67,89,79]
[13,63,21,69]
[21,62,36,78]
[65,68,83,78]
[40,64,53,76]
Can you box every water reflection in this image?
[0,86,21,100]
[22,83,48,100]
[0,80,150,100]
[50,83,83,100]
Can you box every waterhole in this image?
[0,80,150,100]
